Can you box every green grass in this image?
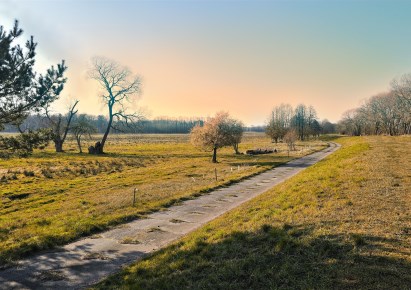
[92,135,411,289]
[0,133,326,264]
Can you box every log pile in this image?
[246,148,277,155]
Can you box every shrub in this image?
[23,170,35,177]
[0,129,52,158]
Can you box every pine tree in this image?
[0,20,67,130]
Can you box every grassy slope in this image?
[0,133,325,264]
[94,136,411,289]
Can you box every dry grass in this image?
[93,135,411,289]
[0,133,325,264]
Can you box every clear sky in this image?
[1,0,411,125]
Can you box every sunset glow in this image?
[1,0,410,125]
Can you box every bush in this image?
[23,170,35,177]
[284,129,298,151]
[0,129,52,158]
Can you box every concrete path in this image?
[0,143,340,290]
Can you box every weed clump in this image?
[351,234,366,247]
[41,168,53,179]
[23,170,35,177]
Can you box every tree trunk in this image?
[233,143,240,154]
[76,135,82,153]
[99,103,113,154]
[49,101,78,153]
[212,147,217,163]
[54,139,63,152]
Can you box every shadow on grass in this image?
[96,224,411,289]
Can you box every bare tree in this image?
[306,105,319,137]
[292,104,308,140]
[338,108,365,136]
[88,56,142,153]
[226,118,244,154]
[391,73,411,105]
[45,100,79,152]
[265,104,293,143]
[360,91,410,136]
[190,112,241,163]
[71,114,96,153]
[284,129,297,151]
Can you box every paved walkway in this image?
[0,143,340,289]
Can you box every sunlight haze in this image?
[1,0,411,125]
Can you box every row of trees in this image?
[338,75,411,136]
[189,106,335,163]
[140,118,203,134]
[4,115,274,135]
[265,103,334,143]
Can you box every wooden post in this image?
[133,188,137,207]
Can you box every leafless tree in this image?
[45,100,79,152]
[338,89,411,136]
[226,118,244,154]
[190,112,243,163]
[71,114,97,153]
[306,105,319,137]
[367,92,410,135]
[265,104,293,143]
[338,108,365,136]
[88,56,142,153]
[292,104,308,140]
[284,129,297,151]
[391,73,411,106]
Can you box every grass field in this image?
[0,133,326,264]
[93,135,411,289]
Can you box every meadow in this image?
[93,135,411,289]
[0,133,326,264]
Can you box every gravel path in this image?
[0,143,340,290]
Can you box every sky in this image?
[1,0,411,126]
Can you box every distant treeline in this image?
[1,115,265,134]
[244,126,265,132]
[139,118,204,134]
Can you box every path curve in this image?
[0,142,340,290]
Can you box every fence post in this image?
[133,188,137,207]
